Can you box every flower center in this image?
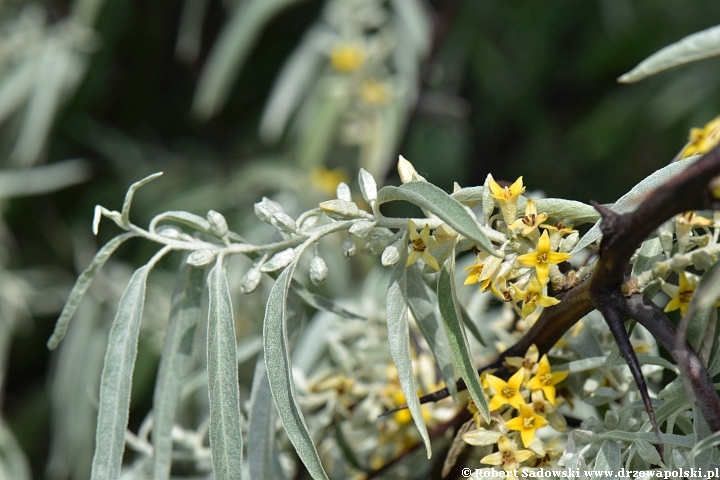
[679,289,694,303]
[526,292,539,306]
[522,214,536,226]
[411,238,426,252]
[502,451,515,466]
[536,252,548,263]
[533,401,545,413]
[503,291,513,302]
[523,416,535,429]
[541,373,553,386]
[554,221,565,230]
[502,386,516,399]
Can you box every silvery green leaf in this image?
[407,264,457,401]
[240,267,262,294]
[191,0,305,119]
[90,266,150,480]
[206,210,228,237]
[260,248,296,272]
[358,168,378,203]
[291,281,365,320]
[120,172,164,229]
[309,257,328,286]
[571,158,699,255]
[461,428,501,447]
[342,237,357,258]
[186,249,216,267]
[0,421,31,480]
[269,212,296,235]
[560,231,579,253]
[248,357,287,480]
[264,268,329,479]
[349,220,376,238]
[152,263,204,480]
[594,440,621,474]
[619,25,720,83]
[635,439,661,466]
[47,232,136,350]
[600,431,695,448]
[437,254,490,422]
[336,182,351,202]
[482,175,493,223]
[297,86,350,169]
[376,182,496,254]
[207,264,243,480]
[363,228,394,255]
[658,219,674,255]
[386,249,431,458]
[631,238,663,277]
[0,59,35,125]
[0,159,90,200]
[319,199,361,220]
[150,210,212,234]
[390,0,430,55]
[693,406,712,470]
[518,197,600,225]
[175,0,209,63]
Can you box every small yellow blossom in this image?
[406,220,439,270]
[678,116,720,160]
[310,167,349,195]
[360,80,390,105]
[329,44,366,73]
[506,344,540,381]
[485,369,525,411]
[463,251,502,292]
[662,271,697,316]
[504,403,549,447]
[526,354,569,406]
[480,435,534,472]
[529,390,566,432]
[491,276,514,302]
[509,199,548,238]
[511,277,561,319]
[540,221,578,251]
[675,211,713,253]
[516,230,572,286]
[488,175,526,226]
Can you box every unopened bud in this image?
[560,232,579,253]
[260,248,295,272]
[254,197,284,222]
[157,225,182,239]
[186,250,216,267]
[240,267,262,294]
[358,169,377,203]
[381,240,403,266]
[336,182,352,202]
[342,238,357,258]
[398,155,425,183]
[206,210,228,237]
[319,199,361,220]
[309,256,329,285]
[269,212,297,235]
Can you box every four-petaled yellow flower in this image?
[330,44,366,73]
[488,175,526,227]
[406,220,439,270]
[509,199,548,238]
[678,116,720,160]
[516,230,571,286]
[504,403,549,447]
[505,344,540,381]
[526,354,569,405]
[480,435,533,472]
[511,277,561,319]
[485,368,525,411]
[662,271,697,316]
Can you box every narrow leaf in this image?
[291,280,365,320]
[376,182,496,254]
[152,262,204,480]
[407,264,457,401]
[264,267,329,480]
[120,172,164,228]
[248,356,287,480]
[619,25,720,83]
[437,254,490,422]
[48,232,136,350]
[571,157,699,255]
[207,263,243,480]
[386,254,432,458]
[90,266,149,480]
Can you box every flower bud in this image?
[560,232,579,253]
[349,220,375,238]
[260,248,295,272]
[342,238,357,258]
[206,210,228,237]
[309,256,328,285]
[269,212,297,235]
[358,168,377,203]
[319,199,361,220]
[254,197,284,222]
[381,240,403,266]
[186,250,216,267]
[240,267,262,294]
[156,225,182,238]
[336,182,352,202]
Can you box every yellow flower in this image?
[516,230,572,286]
[488,175,526,226]
[529,390,566,432]
[540,221,578,251]
[675,211,713,253]
[463,251,502,292]
[504,403,549,447]
[406,220,439,270]
[387,388,431,424]
[329,44,366,73]
[526,354,569,406]
[511,277,561,319]
[509,199,548,238]
[310,167,349,195]
[491,276,514,302]
[678,116,720,160]
[360,80,390,105]
[485,369,525,411]
[662,271,697,316]
[480,435,534,472]
[505,344,540,381]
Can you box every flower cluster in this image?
[461,345,569,477]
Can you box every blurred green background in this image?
[3,0,720,477]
